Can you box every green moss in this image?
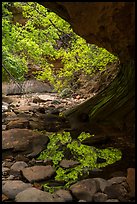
[37,131,122,192]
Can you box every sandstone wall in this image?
[39,2,135,63]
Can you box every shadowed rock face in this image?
[39,2,135,63]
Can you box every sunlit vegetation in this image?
[2,2,121,193]
[38,132,122,192]
[2,2,118,91]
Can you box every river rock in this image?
[2,129,49,158]
[10,161,28,173]
[104,177,129,202]
[92,178,108,192]
[93,192,108,202]
[60,159,80,168]
[70,178,100,202]
[52,194,66,202]
[15,154,29,162]
[53,189,73,202]
[15,187,55,202]
[6,118,29,129]
[2,180,32,199]
[21,165,55,183]
[107,176,127,185]
[13,105,38,114]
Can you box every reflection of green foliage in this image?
[37,132,122,192]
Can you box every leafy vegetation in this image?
[2,2,118,91]
[3,2,122,194]
[2,2,28,81]
[37,132,122,192]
